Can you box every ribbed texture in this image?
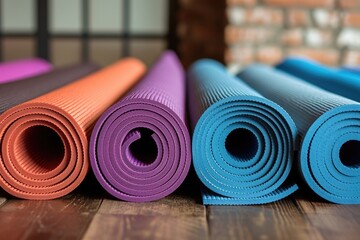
[0,58,145,200]
[0,58,52,84]
[239,64,360,204]
[0,64,99,114]
[90,51,191,202]
[187,59,297,205]
[276,57,360,102]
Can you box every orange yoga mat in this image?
[0,58,146,200]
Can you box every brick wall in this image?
[226,0,360,68]
[177,0,227,67]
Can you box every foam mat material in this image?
[0,58,145,200]
[187,59,298,205]
[90,51,191,202]
[239,64,360,204]
[342,66,360,76]
[0,64,99,114]
[0,58,52,84]
[276,57,360,102]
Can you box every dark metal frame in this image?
[0,0,177,62]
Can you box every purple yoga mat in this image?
[0,58,52,84]
[90,51,191,202]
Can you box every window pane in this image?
[129,39,166,66]
[130,0,168,34]
[89,0,123,33]
[3,37,35,60]
[90,39,122,66]
[51,38,81,67]
[50,0,81,33]
[2,0,35,33]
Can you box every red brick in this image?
[264,0,334,7]
[287,9,310,27]
[281,29,303,46]
[256,46,283,64]
[227,0,257,5]
[343,50,360,65]
[344,12,360,27]
[313,10,340,28]
[287,48,339,65]
[225,46,254,64]
[339,0,360,8]
[228,7,283,25]
[305,29,332,47]
[225,26,275,44]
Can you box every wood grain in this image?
[0,193,102,240]
[207,199,323,240]
[83,193,208,240]
[0,177,359,240]
[295,198,360,240]
[0,188,9,207]
[0,198,6,207]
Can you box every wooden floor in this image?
[0,174,359,240]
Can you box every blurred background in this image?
[0,0,359,68]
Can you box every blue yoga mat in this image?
[342,66,360,76]
[276,57,360,102]
[187,59,298,205]
[239,64,360,204]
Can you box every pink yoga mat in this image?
[0,58,52,84]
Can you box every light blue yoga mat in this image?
[276,57,360,102]
[239,64,360,204]
[342,66,360,76]
[187,59,298,205]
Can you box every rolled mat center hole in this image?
[225,128,258,160]
[340,140,360,167]
[14,125,65,174]
[129,128,158,166]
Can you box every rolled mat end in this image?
[300,104,360,204]
[239,64,360,204]
[0,103,88,200]
[0,58,146,200]
[90,51,191,202]
[188,59,298,204]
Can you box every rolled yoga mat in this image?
[187,59,298,205]
[90,51,191,202]
[342,66,360,76]
[0,64,99,114]
[0,58,145,200]
[0,58,52,84]
[239,64,360,204]
[276,57,360,102]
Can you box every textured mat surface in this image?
[0,58,52,84]
[90,51,191,202]
[0,58,145,199]
[0,64,98,114]
[239,64,360,204]
[187,59,298,205]
[277,57,360,102]
[342,66,360,76]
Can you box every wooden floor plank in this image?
[0,175,104,240]
[0,189,10,208]
[0,193,102,240]
[83,193,209,240]
[207,198,323,240]
[295,198,360,240]
[0,198,7,207]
